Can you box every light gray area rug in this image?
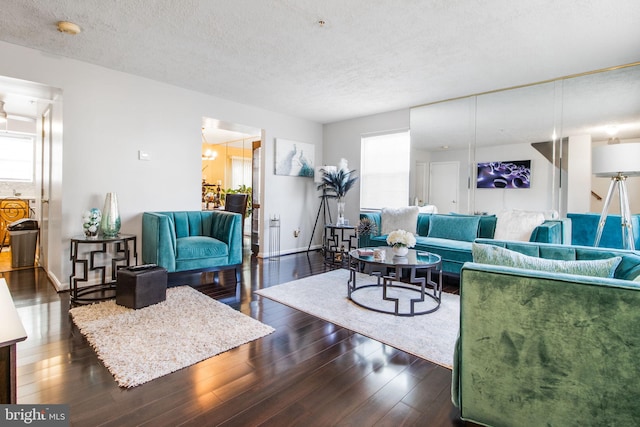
[70,286,274,388]
[256,269,459,369]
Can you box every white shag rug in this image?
[69,286,275,388]
[256,269,459,368]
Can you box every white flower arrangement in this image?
[386,229,416,248]
[82,208,102,236]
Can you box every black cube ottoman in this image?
[116,265,168,309]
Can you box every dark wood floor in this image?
[1,249,470,427]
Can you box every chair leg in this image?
[235,266,242,284]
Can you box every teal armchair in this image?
[142,211,243,285]
[568,212,640,249]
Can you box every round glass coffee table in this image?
[348,247,442,316]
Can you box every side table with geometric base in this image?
[324,224,357,268]
[348,247,442,316]
[69,234,137,305]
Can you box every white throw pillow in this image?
[418,205,438,214]
[493,209,545,242]
[381,206,419,235]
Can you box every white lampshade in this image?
[592,143,640,177]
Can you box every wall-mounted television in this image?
[476,160,531,189]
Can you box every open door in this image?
[251,139,261,255]
[38,106,52,270]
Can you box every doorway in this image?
[0,75,59,273]
[201,118,263,253]
[429,161,460,213]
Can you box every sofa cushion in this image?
[381,206,419,234]
[451,213,497,238]
[472,243,622,278]
[494,209,545,241]
[176,236,229,260]
[428,215,480,242]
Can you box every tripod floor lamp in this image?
[592,142,640,250]
[308,166,333,252]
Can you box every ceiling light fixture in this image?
[0,101,7,124]
[605,124,620,144]
[202,149,218,161]
[57,21,81,35]
[605,124,619,136]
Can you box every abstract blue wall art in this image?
[477,160,531,189]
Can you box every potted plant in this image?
[318,158,358,226]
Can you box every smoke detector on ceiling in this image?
[57,21,81,35]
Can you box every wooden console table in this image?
[0,279,27,404]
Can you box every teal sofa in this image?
[453,240,640,426]
[359,212,570,275]
[568,212,640,249]
[142,211,243,285]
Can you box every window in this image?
[0,135,34,182]
[360,130,410,209]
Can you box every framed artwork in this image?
[477,160,531,189]
[274,138,315,177]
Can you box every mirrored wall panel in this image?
[410,62,640,217]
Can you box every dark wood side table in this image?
[0,279,27,404]
[324,224,357,268]
[69,234,137,304]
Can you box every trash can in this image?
[8,218,38,268]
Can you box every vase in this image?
[392,245,409,257]
[336,198,346,226]
[82,208,101,239]
[100,192,121,238]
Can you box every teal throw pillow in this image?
[427,215,481,242]
[472,243,622,278]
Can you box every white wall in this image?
[0,41,322,288]
[322,109,410,223]
[566,135,592,212]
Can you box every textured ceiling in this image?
[0,0,639,123]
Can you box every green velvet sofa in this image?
[453,239,640,426]
[359,212,570,275]
[142,211,243,285]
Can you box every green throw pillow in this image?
[472,243,622,278]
